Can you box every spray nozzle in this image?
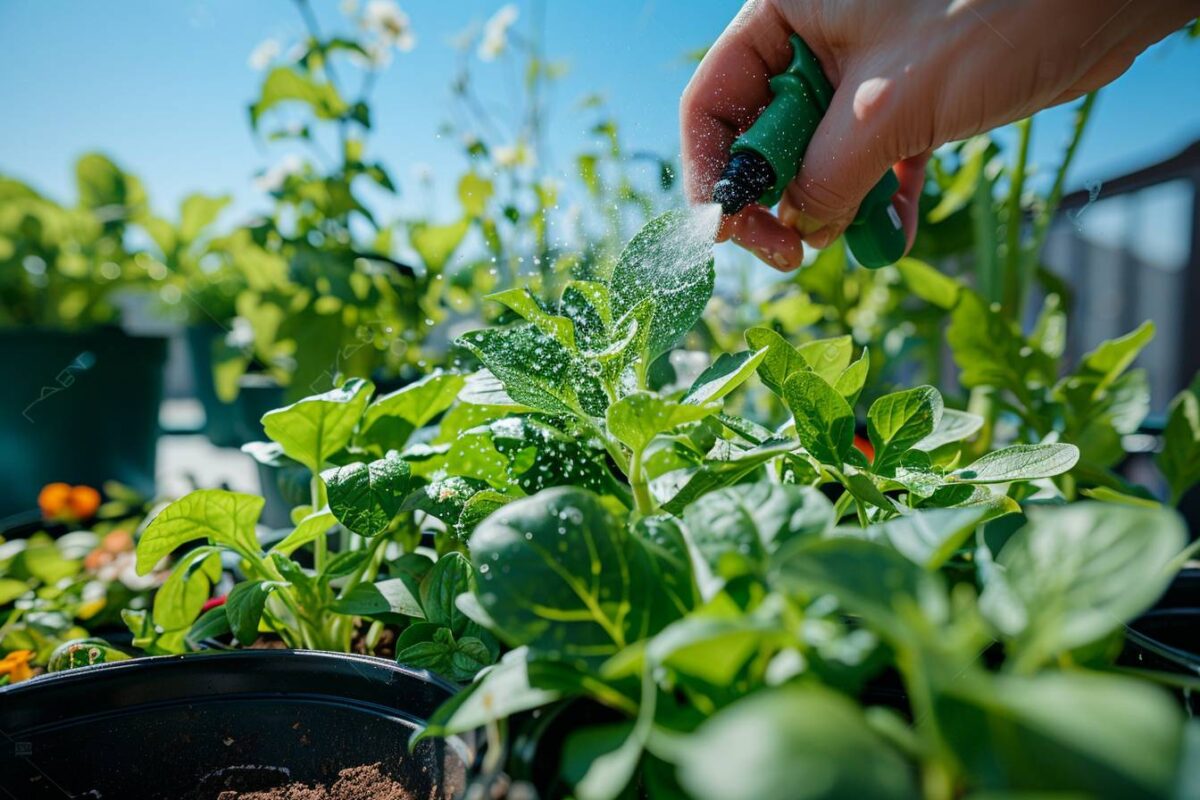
[712,34,906,268]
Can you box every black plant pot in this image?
[185,324,241,448]
[0,650,475,799]
[0,326,166,517]
[1120,568,1200,713]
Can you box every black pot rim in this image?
[2,648,458,696]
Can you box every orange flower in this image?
[100,529,133,554]
[0,650,34,683]
[36,483,102,521]
[67,485,102,520]
[37,482,72,518]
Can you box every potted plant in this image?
[0,154,169,515]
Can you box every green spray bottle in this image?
[711,35,906,268]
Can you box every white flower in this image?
[247,38,281,71]
[255,154,304,193]
[478,4,518,61]
[363,0,416,52]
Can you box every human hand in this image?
[681,0,1198,270]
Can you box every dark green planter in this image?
[0,326,166,516]
[185,324,241,447]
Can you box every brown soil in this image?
[214,763,413,800]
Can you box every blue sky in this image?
[1,1,1198,229]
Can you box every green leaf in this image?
[179,193,230,243]
[683,483,834,582]
[457,172,493,217]
[937,671,1184,800]
[1159,376,1200,505]
[261,378,373,471]
[784,371,855,466]
[947,290,1025,391]
[416,648,564,739]
[833,348,870,406]
[655,438,798,516]
[677,686,919,800]
[606,392,720,452]
[913,409,983,452]
[225,580,275,645]
[152,548,221,631]
[469,487,650,662]
[356,372,465,453]
[489,287,578,349]
[979,503,1187,667]
[745,327,807,397]
[896,257,961,309]
[250,66,347,128]
[1069,320,1156,400]
[332,579,424,620]
[858,507,989,569]
[867,386,943,474]
[457,325,605,418]
[137,489,264,574]
[683,348,769,405]
[771,537,947,632]
[0,578,29,605]
[609,210,716,359]
[950,443,1079,484]
[627,515,698,635]
[272,508,337,555]
[420,552,473,634]
[322,455,410,537]
[410,218,470,271]
[795,336,854,385]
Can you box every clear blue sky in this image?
[1,1,1198,226]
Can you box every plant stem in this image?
[1001,116,1033,320]
[310,474,327,573]
[1026,92,1098,268]
[629,446,655,515]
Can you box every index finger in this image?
[679,2,794,208]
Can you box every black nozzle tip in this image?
[712,151,774,216]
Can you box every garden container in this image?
[0,650,475,799]
[235,373,285,444]
[0,326,166,517]
[186,324,241,447]
[1121,568,1200,712]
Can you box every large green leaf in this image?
[950,443,1079,484]
[936,671,1184,800]
[655,438,798,516]
[683,348,768,405]
[682,482,833,582]
[137,489,264,574]
[867,386,944,474]
[795,335,854,385]
[225,580,277,645]
[784,371,855,466]
[771,537,947,633]
[745,327,807,397]
[458,325,605,418]
[677,686,919,800]
[489,287,578,349]
[1159,376,1200,505]
[609,210,716,359]
[356,371,465,453]
[250,66,348,128]
[606,392,719,452]
[261,378,373,471]
[321,455,409,537]
[913,409,983,452]
[469,488,648,662]
[152,548,221,630]
[856,506,989,569]
[979,503,1187,667]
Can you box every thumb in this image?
[783,74,914,246]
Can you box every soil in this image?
[213,763,413,800]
